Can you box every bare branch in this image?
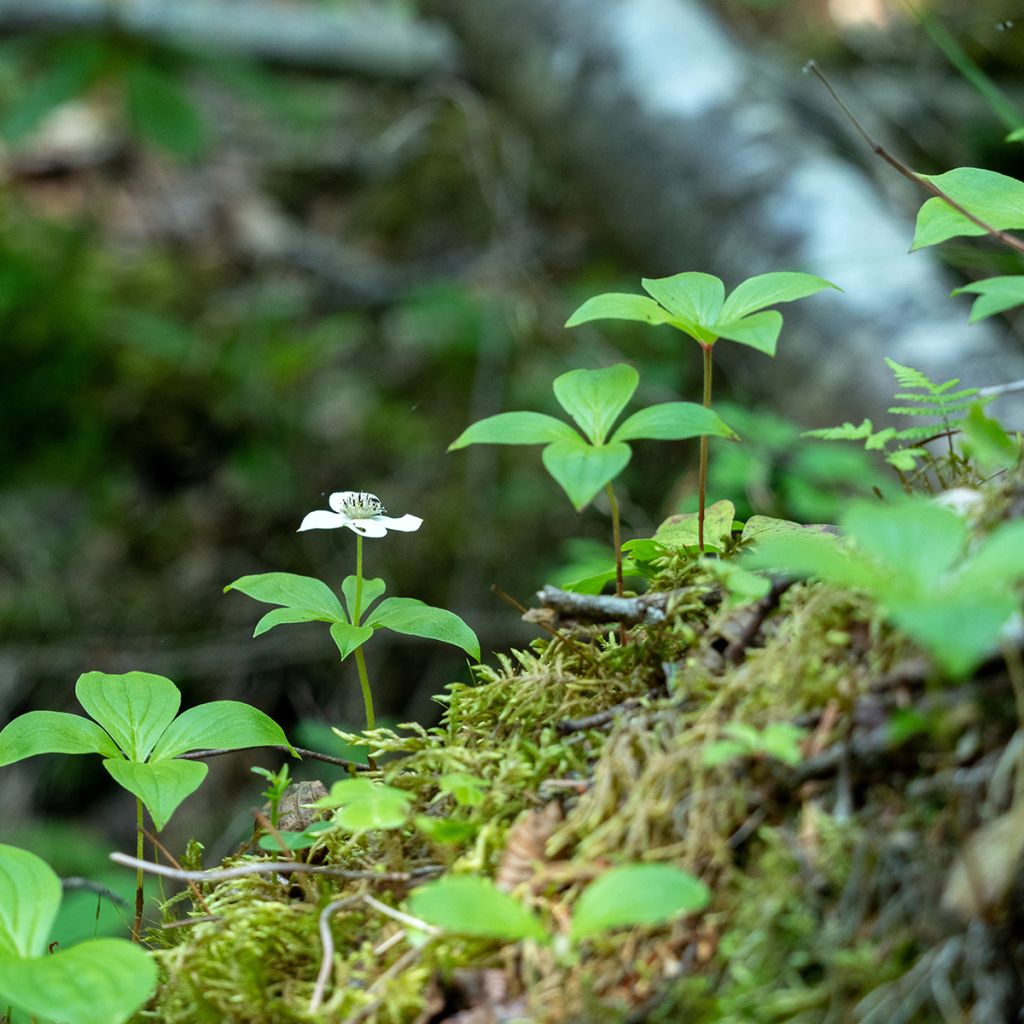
[0,0,459,81]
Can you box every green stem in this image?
[351,534,377,769]
[605,483,625,599]
[698,343,714,554]
[132,798,144,942]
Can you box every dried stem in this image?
[698,343,713,553]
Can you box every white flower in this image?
[298,491,422,537]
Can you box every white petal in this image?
[379,514,423,533]
[328,491,359,513]
[348,518,389,537]
[298,510,350,531]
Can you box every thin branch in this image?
[805,61,1024,256]
[721,579,794,666]
[980,378,1024,398]
[60,877,130,908]
[178,745,370,772]
[310,896,362,1014]
[109,852,442,884]
[142,827,211,915]
[534,585,708,626]
[0,0,458,81]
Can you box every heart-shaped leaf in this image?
[0,939,157,1024]
[341,575,387,623]
[225,572,345,620]
[408,875,549,943]
[0,844,62,957]
[713,310,783,356]
[368,598,480,660]
[541,438,632,512]
[0,711,121,768]
[569,864,710,940]
[309,778,414,831]
[611,402,737,443]
[655,500,736,551]
[552,365,639,445]
[641,272,724,334]
[150,701,290,761]
[103,758,208,831]
[329,622,375,661]
[448,411,581,450]
[76,672,181,762]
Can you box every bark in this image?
[0,0,458,81]
[428,0,1024,425]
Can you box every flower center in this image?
[341,492,386,519]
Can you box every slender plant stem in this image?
[132,798,144,942]
[605,484,625,599]
[698,343,714,553]
[351,534,377,768]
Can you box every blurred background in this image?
[1,0,1023,936]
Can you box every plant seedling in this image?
[252,763,291,828]
[566,271,838,551]
[227,491,479,748]
[407,863,710,959]
[449,363,736,601]
[0,670,291,940]
[744,498,1024,677]
[0,844,157,1024]
[703,721,807,767]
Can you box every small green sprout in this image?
[251,763,291,828]
[703,722,807,767]
[449,363,736,601]
[567,271,839,551]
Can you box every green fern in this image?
[804,359,988,482]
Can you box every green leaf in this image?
[415,816,478,845]
[541,438,632,512]
[565,293,677,329]
[759,723,807,765]
[0,845,62,957]
[961,403,1019,471]
[952,275,1024,322]
[448,411,580,451]
[225,572,345,620]
[1008,126,1024,143]
[655,500,736,552]
[103,758,208,832]
[150,701,290,760]
[701,559,772,607]
[742,532,878,591]
[569,864,710,941]
[713,310,784,356]
[75,671,181,762]
[124,62,206,159]
[368,598,480,660]
[843,501,967,591]
[439,772,490,807]
[254,607,338,638]
[611,402,738,443]
[911,168,1024,250]
[718,272,839,322]
[0,711,121,768]
[959,519,1024,590]
[701,740,747,767]
[329,622,375,661]
[552,365,639,444]
[641,273,724,333]
[0,939,157,1024]
[739,517,837,543]
[309,778,413,831]
[408,875,548,943]
[341,575,386,622]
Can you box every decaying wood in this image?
[532,585,705,626]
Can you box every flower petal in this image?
[328,491,359,513]
[298,510,350,532]
[379,514,423,533]
[348,518,389,537]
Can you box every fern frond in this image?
[803,419,874,441]
[885,358,942,392]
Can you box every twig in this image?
[980,378,1024,398]
[142,827,211,915]
[534,585,705,626]
[309,896,362,1014]
[178,745,370,771]
[60,877,130,908]
[805,61,1024,256]
[721,579,794,666]
[109,853,442,884]
[556,689,660,735]
[361,892,440,935]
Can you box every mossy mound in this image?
[139,472,1024,1023]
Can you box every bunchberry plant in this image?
[0,844,157,1024]
[0,670,290,939]
[449,364,735,600]
[227,491,479,744]
[566,272,839,551]
[744,498,1024,677]
[407,863,710,959]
